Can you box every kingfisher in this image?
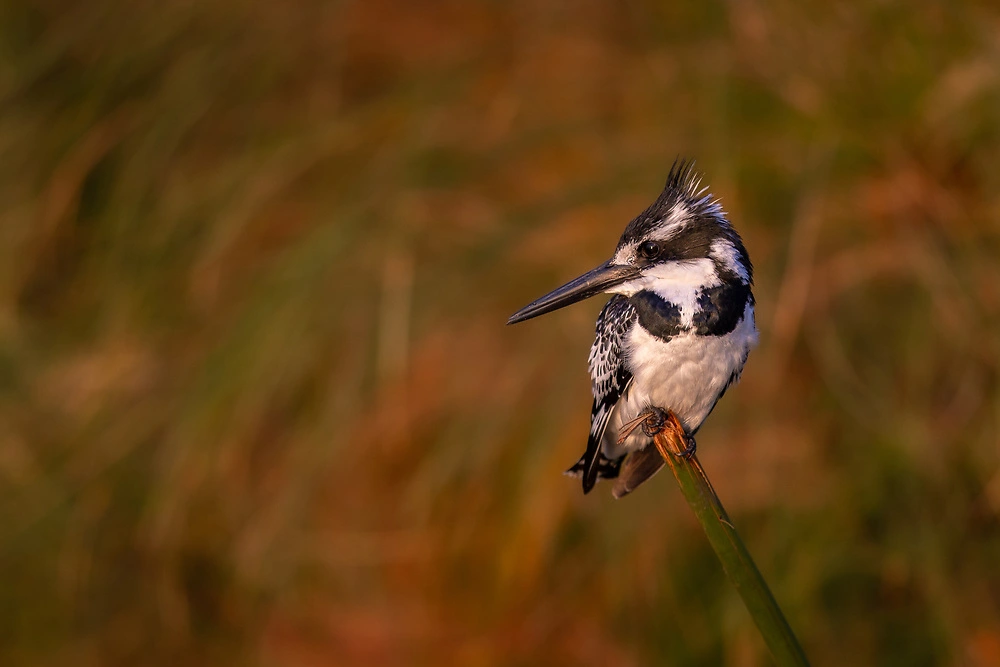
[508,161,758,498]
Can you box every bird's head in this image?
[508,160,752,325]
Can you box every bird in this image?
[507,160,758,498]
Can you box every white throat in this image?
[607,258,720,328]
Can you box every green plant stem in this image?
[653,414,810,666]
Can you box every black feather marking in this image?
[566,451,622,480]
[692,282,753,336]
[577,295,636,494]
[629,290,684,342]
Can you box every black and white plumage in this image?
[509,161,758,498]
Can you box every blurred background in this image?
[2,1,1000,665]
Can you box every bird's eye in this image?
[639,241,661,259]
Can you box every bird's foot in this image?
[639,407,668,438]
[617,408,669,445]
[621,407,697,459]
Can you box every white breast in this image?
[602,302,758,459]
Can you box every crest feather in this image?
[619,158,724,245]
[664,157,703,199]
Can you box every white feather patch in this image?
[647,203,689,241]
[710,238,751,283]
[607,258,719,327]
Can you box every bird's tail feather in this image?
[565,451,622,493]
[611,446,665,499]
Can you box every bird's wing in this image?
[577,294,636,494]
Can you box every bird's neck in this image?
[629,273,751,341]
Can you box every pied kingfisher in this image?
[508,161,758,498]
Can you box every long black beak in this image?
[507,260,640,325]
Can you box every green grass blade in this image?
[653,414,810,667]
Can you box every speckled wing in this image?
[566,294,636,494]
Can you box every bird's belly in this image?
[603,304,757,458]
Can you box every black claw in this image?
[640,406,668,437]
[678,434,697,458]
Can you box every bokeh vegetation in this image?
[2,1,1000,665]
